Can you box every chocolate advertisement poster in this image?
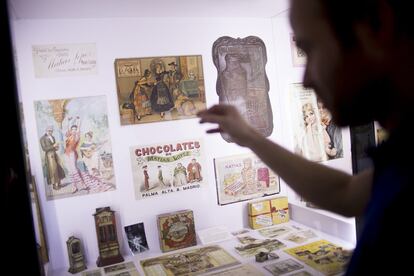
[130,139,206,200]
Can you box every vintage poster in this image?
[258,225,292,239]
[290,34,306,67]
[140,245,240,276]
[32,43,97,78]
[130,139,206,200]
[124,222,149,255]
[157,209,196,252]
[34,96,116,200]
[212,36,273,142]
[209,264,264,276]
[214,153,280,205]
[285,240,352,275]
[264,259,304,276]
[115,55,206,125]
[290,83,343,162]
[235,236,286,257]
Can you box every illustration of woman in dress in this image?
[64,117,109,194]
[299,103,328,162]
[150,74,174,118]
[131,69,153,120]
[79,131,107,176]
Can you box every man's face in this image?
[290,0,386,126]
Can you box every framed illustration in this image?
[140,245,240,276]
[115,55,206,125]
[289,83,343,162]
[34,96,116,200]
[214,153,280,205]
[212,36,273,142]
[130,139,206,200]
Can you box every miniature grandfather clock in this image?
[93,207,124,267]
[66,236,87,274]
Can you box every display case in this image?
[5,0,360,275]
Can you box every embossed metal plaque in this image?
[212,36,273,142]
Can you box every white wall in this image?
[13,16,287,271]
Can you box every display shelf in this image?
[49,220,354,276]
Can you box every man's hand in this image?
[197,104,261,147]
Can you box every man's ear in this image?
[354,0,395,61]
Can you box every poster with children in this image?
[130,139,206,200]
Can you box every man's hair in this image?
[320,0,414,47]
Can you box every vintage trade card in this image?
[214,153,280,205]
[258,225,292,239]
[235,238,286,257]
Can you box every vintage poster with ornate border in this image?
[34,96,116,200]
[130,139,206,200]
[212,36,273,142]
[115,55,206,125]
[140,245,240,276]
[214,153,280,205]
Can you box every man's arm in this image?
[198,105,372,217]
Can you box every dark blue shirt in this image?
[346,129,412,275]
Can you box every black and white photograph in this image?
[124,222,149,255]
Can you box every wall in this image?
[13,16,287,271]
